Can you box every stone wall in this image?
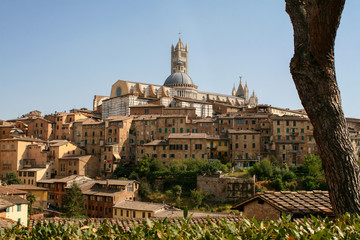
[197,175,255,203]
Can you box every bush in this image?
[4,214,360,239]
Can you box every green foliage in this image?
[250,155,327,191]
[2,172,21,185]
[62,183,85,218]
[26,194,36,216]
[190,189,205,208]
[128,171,140,181]
[4,214,360,239]
[249,159,273,180]
[301,176,320,191]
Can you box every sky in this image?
[0,1,359,120]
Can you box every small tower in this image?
[244,82,249,101]
[236,77,245,97]
[171,37,189,74]
[232,84,237,96]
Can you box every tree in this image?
[26,194,36,217]
[2,172,21,185]
[285,0,360,215]
[62,183,85,217]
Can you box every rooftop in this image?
[232,191,333,217]
[113,200,166,212]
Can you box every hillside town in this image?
[1,38,360,227]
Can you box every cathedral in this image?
[99,38,258,120]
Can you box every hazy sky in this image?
[1,1,359,120]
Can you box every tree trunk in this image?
[285,0,360,215]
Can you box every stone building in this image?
[197,175,255,203]
[83,179,139,218]
[101,38,258,120]
[0,136,44,178]
[232,191,333,221]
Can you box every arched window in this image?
[116,87,122,97]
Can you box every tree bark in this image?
[285,0,360,215]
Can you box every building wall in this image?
[113,208,157,219]
[197,176,255,203]
[0,139,36,177]
[271,117,317,165]
[242,200,281,221]
[27,118,53,141]
[18,168,47,185]
[5,203,28,226]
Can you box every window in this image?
[301,128,304,133]
[133,211,136,218]
[159,128,162,133]
[143,212,146,218]
[277,120,280,125]
[185,154,188,158]
[293,121,297,126]
[170,154,175,158]
[252,143,256,148]
[277,135,281,140]
[165,128,168,133]
[172,128,175,133]
[85,132,88,137]
[184,144,188,150]
[195,144,202,150]
[219,142,222,146]
[244,135,247,140]
[286,136,290,141]
[309,136,312,141]
[17,205,21,212]
[286,128,289,133]
[235,143,238,149]
[180,128,183,133]
[244,144,247,149]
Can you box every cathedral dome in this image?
[164,72,194,86]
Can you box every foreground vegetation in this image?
[3,214,360,239]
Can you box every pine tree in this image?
[62,183,85,217]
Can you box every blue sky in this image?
[1,1,359,120]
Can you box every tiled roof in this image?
[48,140,70,147]
[113,200,166,212]
[0,186,27,195]
[9,184,48,191]
[227,129,260,134]
[168,133,207,139]
[0,195,29,206]
[29,215,242,230]
[144,140,167,146]
[233,191,333,217]
[0,217,17,229]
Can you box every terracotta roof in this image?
[0,195,29,206]
[48,140,70,147]
[9,184,48,191]
[168,133,207,139]
[144,140,167,146]
[0,217,17,229]
[95,179,137,186]
[233,191,333,217]
[0,136,44,142]
[227,129,260,134]
[0,186,27,195]
[113,200,166,212]
[29,215,242,230]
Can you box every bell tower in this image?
[171,37,188,74]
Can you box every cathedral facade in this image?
[101,38,258,120]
